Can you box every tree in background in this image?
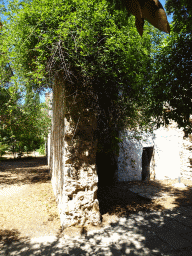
[0,87,11,156]
[0,83,51,157]
[21,87,51,154]
[0,84,21,156]
[1,11,51,157]
[149,0,192,134]
[0,50,51,157]
[166,0,192,34]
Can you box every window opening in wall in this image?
[142,147,154,181]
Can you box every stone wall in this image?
[47,79,192,228]
[50,78,65,213]
[117,130,155,181]
[117,131,143,181]
[117,121,192,181]
[46,93,53,169]
[49,78,101,229]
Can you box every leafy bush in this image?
[38,144,46,155]
[0,142,9,157]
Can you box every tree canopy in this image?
[0,35,51,156]
[1,0,159,128]
[2,0,188,155]
[0,83,51,156]
[149,0,192,133]
[166,0,192,34]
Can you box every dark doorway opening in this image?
[96,152,117,187]
[142,147,154,181]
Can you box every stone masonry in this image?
[47,80,192,227]
[117,130,155,181]
[117,121,192,182]
[49,78,101,229]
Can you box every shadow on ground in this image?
[0,229,22,246]
[97,180,192,218]
[1,158,192,254]
[1,206,192,255]
[0,157,50,185]
[97,184,163,216]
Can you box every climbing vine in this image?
[1,0,161,155]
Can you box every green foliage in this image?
[1,13,52,156]
[1,0,165,154]
[0,84,51,155]
[2,0,152,83]
[38,144,46,155]
[0,142,9,157]
[150,2,192,133]
[166,0,192,34]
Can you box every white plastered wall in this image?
[117,122,184,181]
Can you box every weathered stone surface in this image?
[62,163,100,228]
[117,121,192,182]
[47,79,192,229]
[117,130,154,181]
[49,79,101,229]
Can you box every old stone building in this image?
[117,121,192,182]
[46,88,192,229]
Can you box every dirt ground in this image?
[0,156,192,245]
